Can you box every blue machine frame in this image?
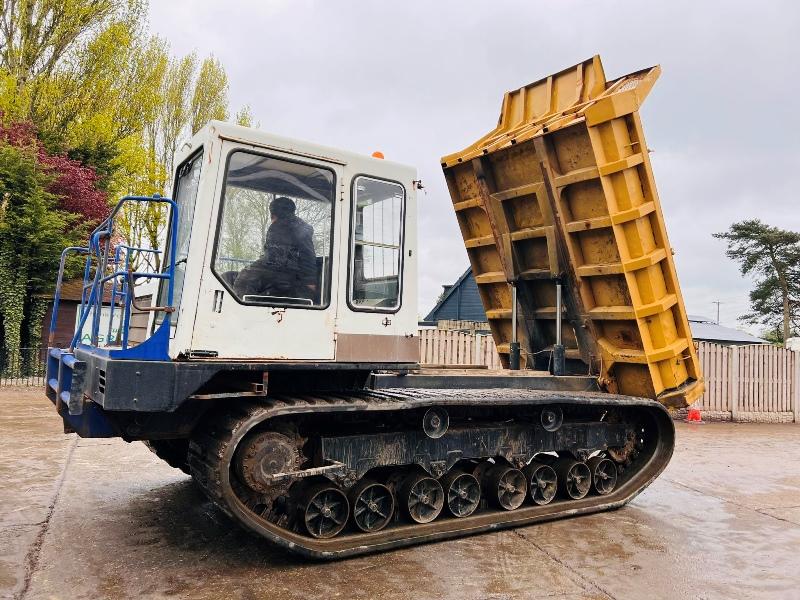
[45,195,178,428]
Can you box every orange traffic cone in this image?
[685,408,702,423]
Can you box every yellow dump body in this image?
[441,56,703,407]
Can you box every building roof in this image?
[423,268,486,324]
[51,279,115,304]
[687,315,768,345]
[424,268,470,318]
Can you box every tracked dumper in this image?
[45,55,701,558]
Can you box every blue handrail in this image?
[48,247,90,347]
[48,195,178,354]
[106,245,162,347]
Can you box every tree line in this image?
[0,0,251,373]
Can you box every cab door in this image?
[189,140,343,360]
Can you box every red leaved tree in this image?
[39,153,109,221]
[0,117,109,224]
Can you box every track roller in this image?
[348,480,395,532]
[398,472,444,524]
[297,480,349,539]
[523,461,558,505]
[587,456,618,495]
[555,459,591,500]
[485,464,527,510]
[441,470,481,517]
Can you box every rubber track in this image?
[143,440,191,475]
[187,388,675,559]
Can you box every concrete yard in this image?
[2,387,799,600]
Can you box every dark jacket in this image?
[234,215,317,300]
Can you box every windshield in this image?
[212,151,336,308]
[157,150,204,325]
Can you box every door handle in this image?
[213,290,224,313]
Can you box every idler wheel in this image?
[485,464,527,510]
[588,456,618,495]
[298,481,349,539]
[556,459,591,500]
[349,480,395,533]
[540,406,564,432]
[523,461,558,505]
[235,431,299,494]
[441,470,481,518]
[399,473,444,524]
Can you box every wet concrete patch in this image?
[0,391,72,530]
[0,437,73,529]
[522,479,800,600]
[757,506,800,526]
[0,526,39,599]
[2,389,800,600]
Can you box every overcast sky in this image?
[149,1,800,332]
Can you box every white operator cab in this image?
[157,121,419,365]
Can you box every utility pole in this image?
[712,300,723,325]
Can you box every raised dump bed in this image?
[441,55,703,407]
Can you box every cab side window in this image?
[213,151,335,308]
[349,176,405,311]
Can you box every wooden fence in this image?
[418,329,798,422]
[418,328,503,369]
[436,320,491,333]
[694,341,798,422]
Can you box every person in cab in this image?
[233,196,318,302]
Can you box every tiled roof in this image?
[53,279,116,304]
